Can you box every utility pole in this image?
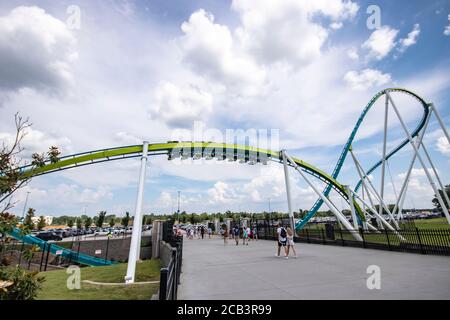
[22,191,30,219]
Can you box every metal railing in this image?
[256,219,450,256]
[159,220,183,300]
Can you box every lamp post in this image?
[177,191,181,223]
[21,191,30,220]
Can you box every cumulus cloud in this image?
[0,127,72,159]
[178,9,265,96]
[398,24,420,52]
[347,47,359,60]
[344,68,391,90]
[362,26,399,60]
[207,181,241,204]
[232,0,358,66]
[0,6,77,94]
[149,82,213,128]
[436,136,450,156]
[444,14,450,36]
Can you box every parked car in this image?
[36,231,63,241]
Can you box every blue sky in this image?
[0,0,449,218]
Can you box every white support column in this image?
[345,185,359,230]
[429,103,450,144]
[349,188,405,240]
[354,154,399,229]
[392,112,431,220]
[388,93,450,224]
[350,149,397,229]
[125,141,149,284]
[380,94,389,224]
[283,152,362,242]
[281,150,295,233]
[419,139,450,217]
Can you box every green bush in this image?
[0,266,45,300]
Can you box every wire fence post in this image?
[385,228,391,251]
[159,268,168,300]
[44,243,51,271]
[39,242,46,271]
[104,236,110,264]
[416,227,425,254]
[360,228,366,248]
[17,242,25,267]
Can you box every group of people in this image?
[275,222,297,259]
[220,225,258,245]
[186,225,213,240]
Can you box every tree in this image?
[37,216,46,230]
[145,215,153,225]
[84,217,92,229]
[0,113,59,213]
[47,146,60,164]
[23,208,35,231]
[109,218,115,227]
[432,184,450,214]
[0,212,44,300]
[121,212,130,228]
[96,211,107,228]
[76,217,82,230]
[67,219,74,228]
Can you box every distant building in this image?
[31,216,53,226]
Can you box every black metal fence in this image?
[256,219,450,256]
[159,220,183,300]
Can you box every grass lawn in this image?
[413,217,450,229]
[37,259,161,300]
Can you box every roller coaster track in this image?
[5,88,431,259]
[299,88,430,230]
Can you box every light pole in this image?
[22,191,30,220]
[177,191,181,223]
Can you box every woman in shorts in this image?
[286,227,297,258]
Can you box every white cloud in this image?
[207,181,241,204]
[398,24,420,51]
[347,47,359,60]
[0,127,72,160]
[330,22,343,30]
[178,9,265,96]
[436,136,450,156]
[0,6,77,94]
[362,26,398,60]
[149,82,213,128]
[444,14,450,36]
[344,68,391,90]
[232,0,358,66]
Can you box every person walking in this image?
[275,222,288,258]
[233,226,240,245]
[242,226,248,245]
[252,226,258,241]
[207,227,212,239]
[286,227,297,258]
[223,226,228,245]
[200,225,205,239]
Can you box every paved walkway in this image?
[178,237,450,299]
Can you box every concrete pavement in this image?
[177,237,450,299]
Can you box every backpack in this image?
[280,227,287,238]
